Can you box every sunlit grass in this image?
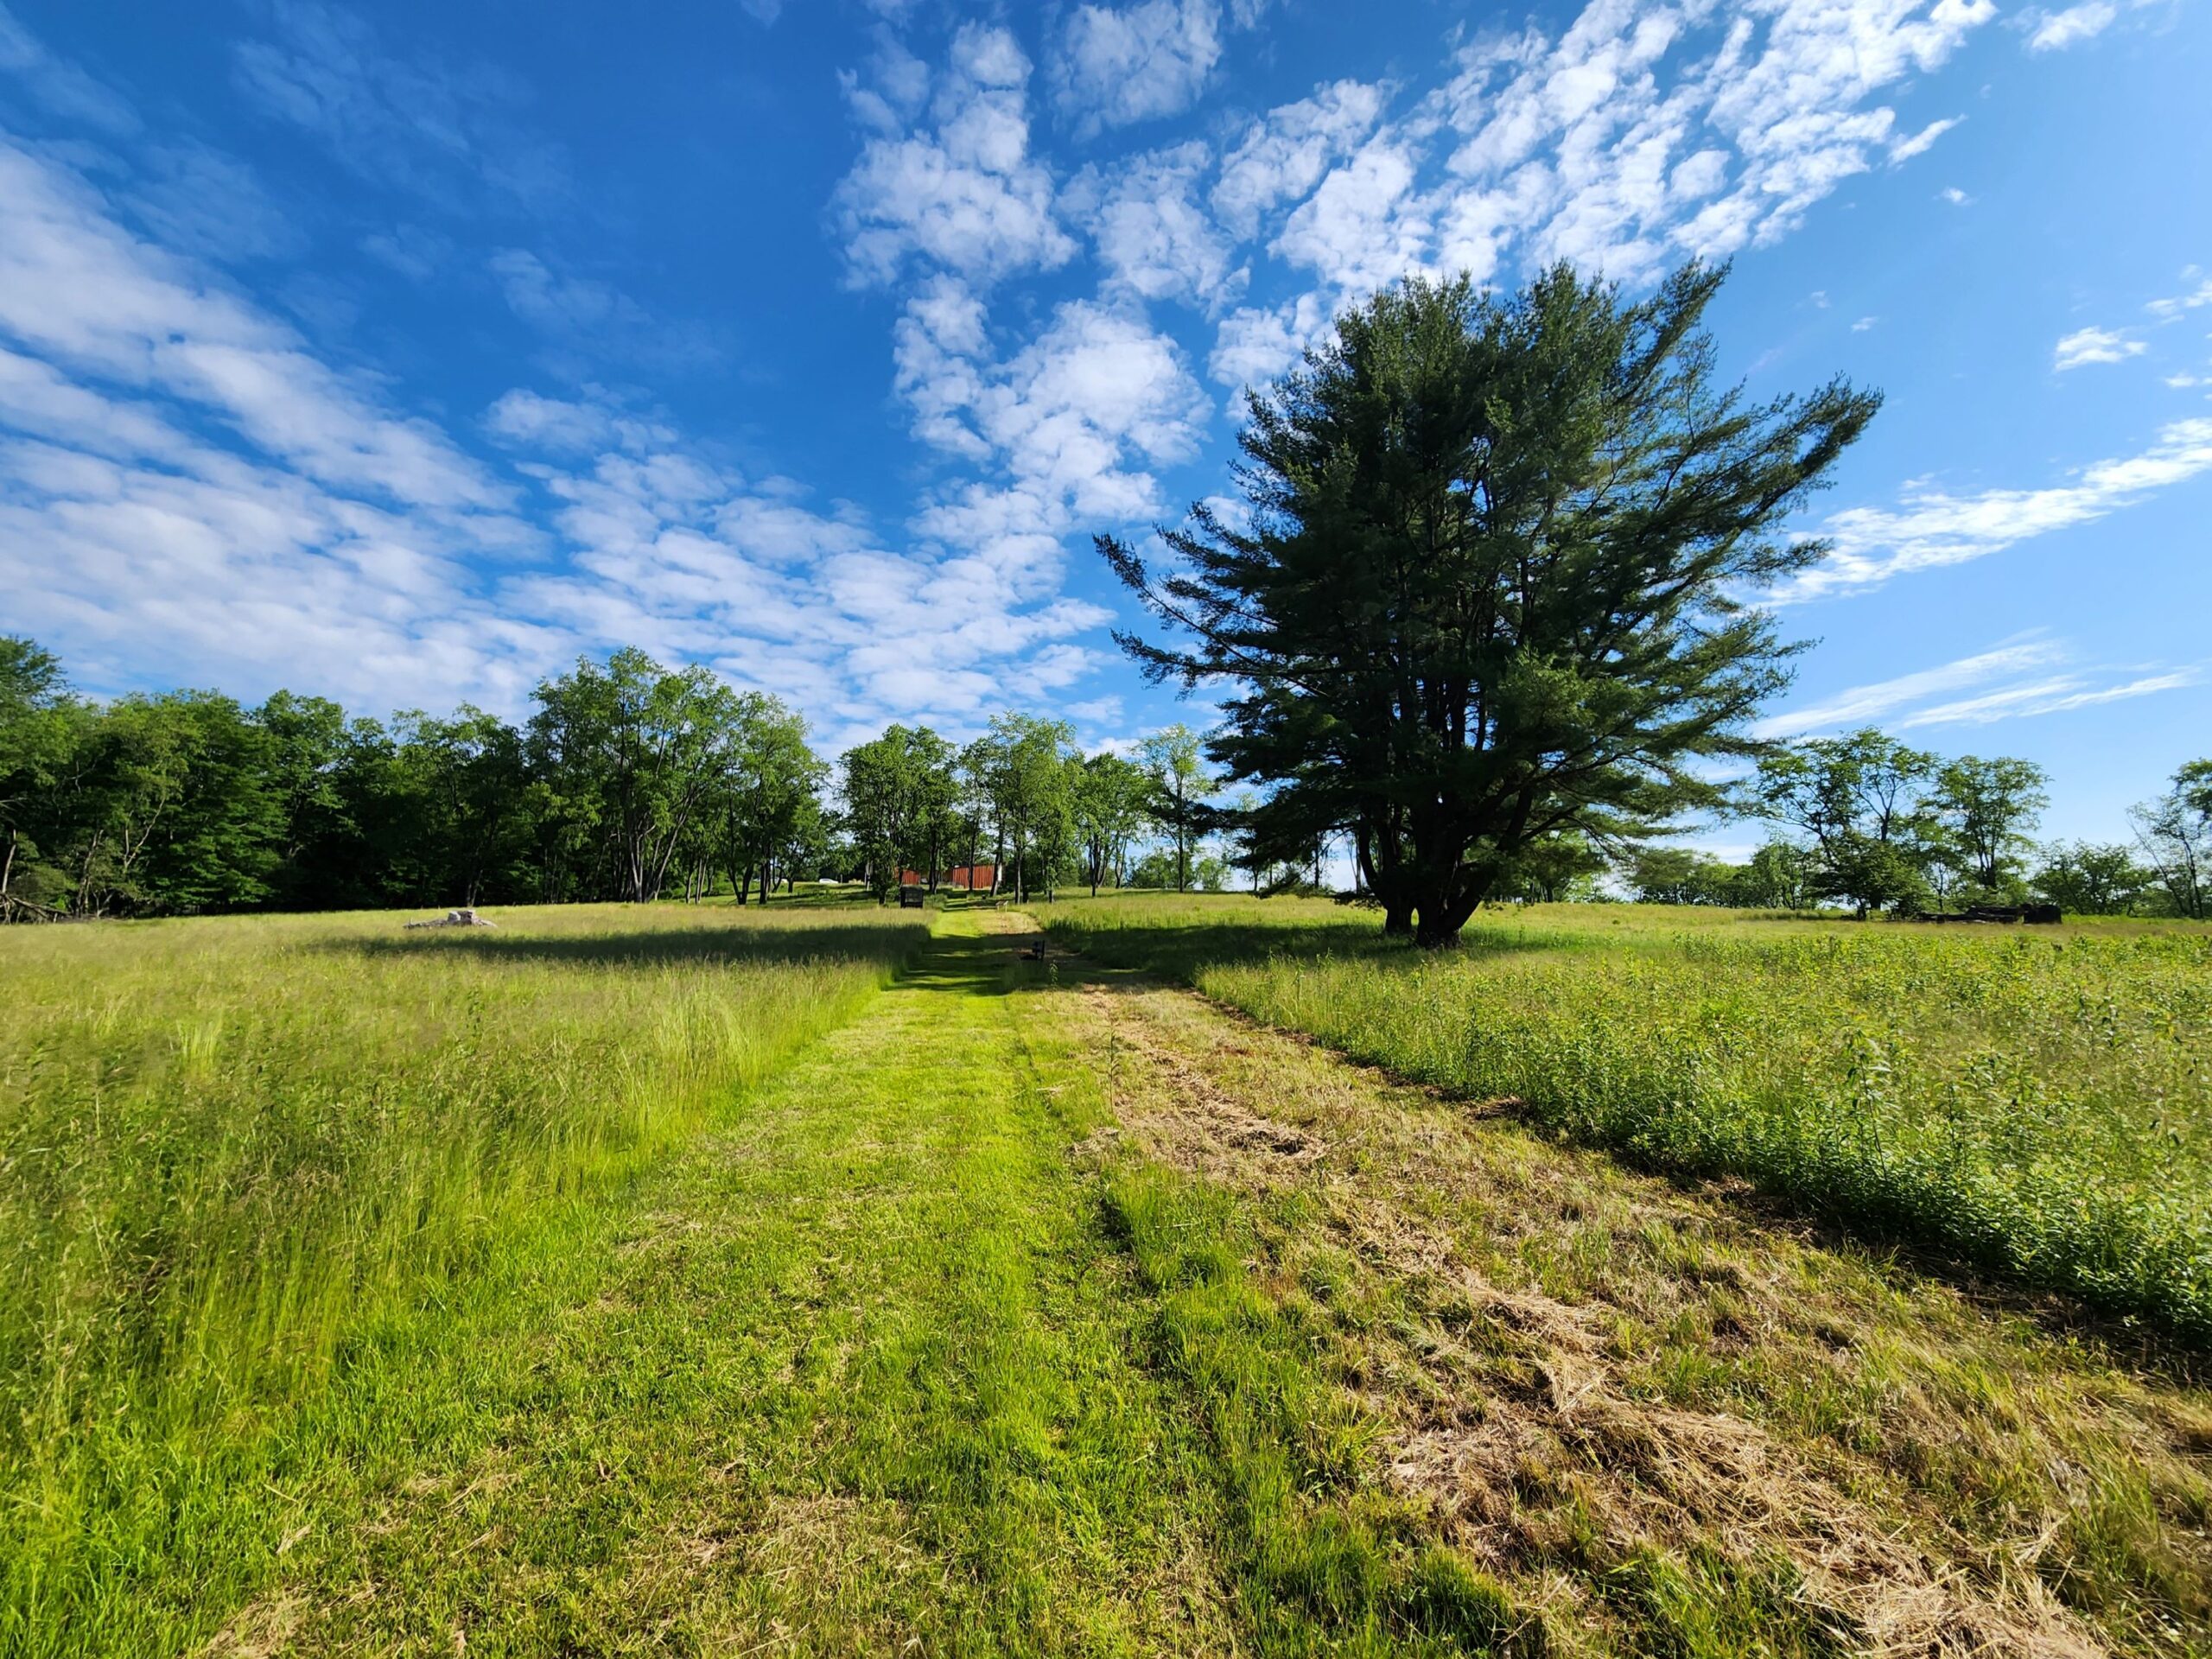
[1046,894,2212,1347]
[0,902,919,1642]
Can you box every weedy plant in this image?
[1047,895,2212,1349]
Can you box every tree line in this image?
[10,261,2205,935]
[1619,728,2210,919]
[0,636,1240,921]
[5,625,2202,923]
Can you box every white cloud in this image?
[1937,185,1973,205]
[1760,635,2200,735]
[489,249,640,333]
[1901,667,2199,728]
[1273,141,1430,294]
[0,142,505,512]
[0,129,1119,743]
[0,3,138,134]
[231,0,569,213]
[1399,0,1998,292]
[1065,143,1243,307]
[1758,637,2067,734]
[2147,273,2212,321]
[1782,417,2212,599]
[884,282,1210,702]
[360,224,449,281]
[2025,2,2117,50]
[1852,315,1879,331]
[2053,325,2146,370]
[481,389,676,457]
[1208,293,1332,393]
[484,388,614,454]
[1211,79,1388,239]
[835,23,1076,287]
[1055,0,1224,136]
[899,289,1211,527]
[124,140,305,264]
[1888,116,1961,162]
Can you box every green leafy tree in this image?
[391,707,532,906]
[772,788,832,890]
[1124,848,1179,889]
[254,691,353,905]
[1099,263,1878,945]
[1495,830,1606,903]
[529,649,739,903]
[1625,845,1726,905]
[720,696,826,903]
[1071,750,1149,894]
[2033,841,2151,916]
[1626,839,1818,908]
[1740,839,1818,911]
[840,724,940,903]
[2131,760,2212,920]
[1139,724,1208,893]
[0,637,81,918]
[65,692,284,915]
[1755,729,1938,918]
[1933,754,2050,894]
[899,728,960,891]
[982,714,1076,902]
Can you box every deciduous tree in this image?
[1755,729,1937,918]
[529,649,737,904]
[1933,754,2050,894]
[1139,724,1208,893]
[1071,751,1148,895]
[2033,841,2152,916]
[2132,760,2211,920]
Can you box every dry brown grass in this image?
[1054,947,2211,1658]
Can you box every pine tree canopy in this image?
[1097,262,1881,945]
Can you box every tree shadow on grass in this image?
[1043,914,1564,985]
[332,920,923,973]
[900,930,1035,998]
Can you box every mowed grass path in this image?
[10,905,2210,1656]
[52,915,1224,1656]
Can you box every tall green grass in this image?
[1050,896,2212,1347]
[0,903,918,1633]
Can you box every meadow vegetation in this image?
[1046,894,2212,1350]
[1071,950,2211,1657]
[0,901,919,1645]
[3,897,2209,1655]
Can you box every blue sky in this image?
[1,0,2205,843]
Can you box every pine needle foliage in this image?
[1099,263,1880,945]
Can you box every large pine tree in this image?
[1099,263,1880,945]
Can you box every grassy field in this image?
[3,896,2208,1656]
[0,902,918,1649]
[1044,896,2212,1351]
